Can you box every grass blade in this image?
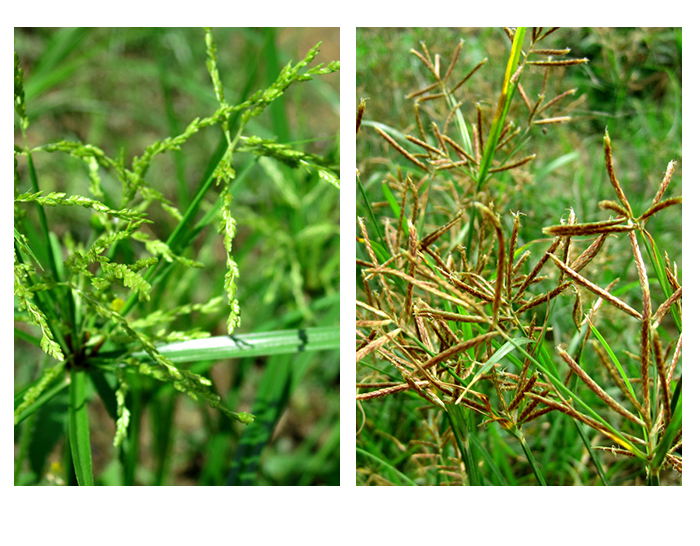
[133,326,339,364]
[14,371,68,426]
[357,173,384,242]
[475,27,526,192]
[573,420,610,486]
[651,387,681,470]
[226,354,293,485]
[68,370,94,486]
[587,321,639,407]
[356,447,418,486]
[468,430,508,485]
[444,402,483,486]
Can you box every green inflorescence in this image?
[14,28,339,446]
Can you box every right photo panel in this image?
[356,28,682,486]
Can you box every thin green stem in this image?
[514,429,547,485]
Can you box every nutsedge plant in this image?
[356,27,680,486]
[15,28,340,485]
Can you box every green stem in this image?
[515,429,547,485]
[646,468,660,486]
[573,420,610,485]
[444,403,483,486]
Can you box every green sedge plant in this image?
[15,27,340,485]
[356,27,680,486]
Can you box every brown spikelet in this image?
[538,28,560,41]
[513,238,561,300]
[410,46,438,80]
[629,230,652,319]
[444,39,464,81]
[668,333,682,381]
[572,286,583,329]
[414,307,489,324]
[556,346,645,427]
[451,58,487,94]
[652,287,681,329]
[374,126,428,171]
[430,122,449,155]
[549,253,643,320]
[570,234,608,272]
[512,250,530,278]
[603,129,634,217]
[356,381,428,401]
[367,264,474,313]
[405,134,445,157]
[652,330,672,429]
[476,102,484,154]
[532,117,571,125]
[518,395,554,425]
[447,273,494,303]
[524,392,620,442]
[410,332,500,375]
[637,197,682,224]
[356,328,401,363]
[516,282,571,315]
[629,229,653,420]
[542,218,632,237]
[508,372,539,412]
[507,212,521,298]
[598,199,631,218]
[518,82,532,113]
[406,82,439,99]
[404,219,419,317]
[419,211,463,250]
[527,58,589,67]
[651,160,676,207]
[496,122,519,151]
[441,134,477,165]
[355,319,393,328]
[418,93,443,103]
[475,204,505,328]
[358,217,396,316]
[413,304,435,354]
[356,98,367,138]
[531,48,572,56]
[640,317,651,421]
[489,154,537,173]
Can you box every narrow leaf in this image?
[68,370,94,486]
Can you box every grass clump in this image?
[356,27,680,486]
[15,27,340,486]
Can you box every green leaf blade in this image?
[68,370,94,486]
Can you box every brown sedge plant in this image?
[356,28,681,486]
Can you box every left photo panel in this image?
[14,27,340,485]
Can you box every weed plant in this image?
[356,27,681,486]
[15,27,340,485]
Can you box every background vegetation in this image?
[15,27,340,485]
[356,27,681,485]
